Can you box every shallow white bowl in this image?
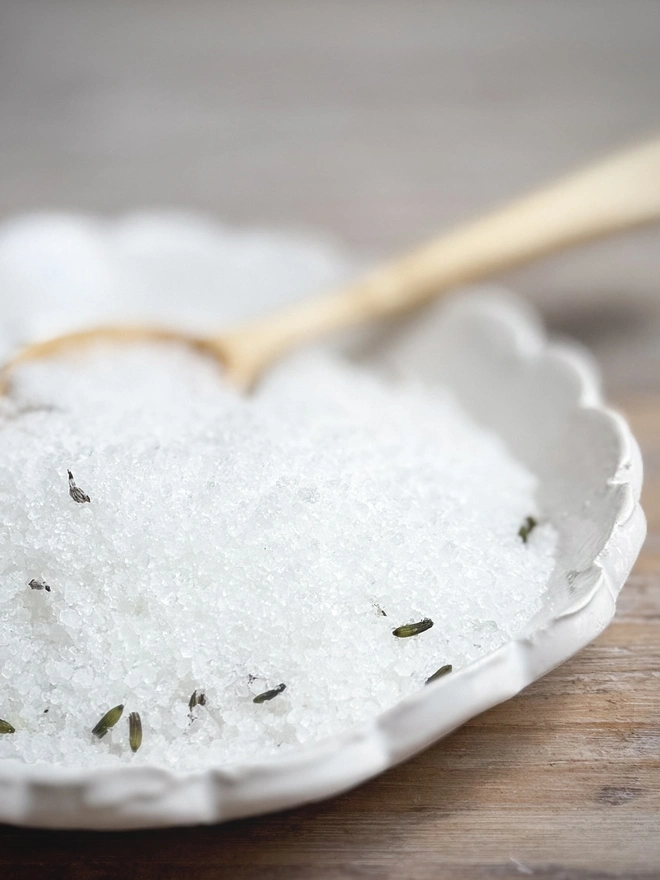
[0,215,646,829]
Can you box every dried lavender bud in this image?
[68,469,90,504]
[92,704,124,739]
[425,664,453,684]
[0,719,15,734]
[392,618,434,638]
[188,690,207,711]
[253,683,286,703]
[128,712,142,753]
[28,577,51,592]
[518,516,538,543]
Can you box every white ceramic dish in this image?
[0,215,646,829]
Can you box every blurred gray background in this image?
[0,0,659,392]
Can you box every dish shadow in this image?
[540,297,652,348]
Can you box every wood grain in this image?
[0,2,658,877]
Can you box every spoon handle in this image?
[225,137,660,386]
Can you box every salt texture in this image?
[0,345,556,770]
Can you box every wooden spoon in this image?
[2,137,660,393]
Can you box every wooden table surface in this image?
[0,2,658,877]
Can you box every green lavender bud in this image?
[128,712,142,753]
[392,618,434,638]
[425,664,452,684]
[92,704,124,739]
[518,516,538,543]
[253,683,287,703]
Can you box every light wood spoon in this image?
[2,137,660,393]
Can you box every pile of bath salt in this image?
[0,344,556,770]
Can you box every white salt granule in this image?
[0,345,556,770]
